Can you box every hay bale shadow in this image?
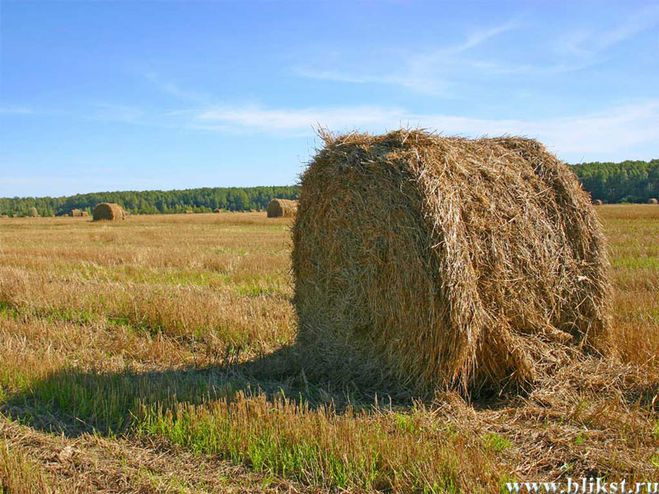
[1,345,423,439]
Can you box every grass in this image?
[0,436,55,494]
[0,208,657,492]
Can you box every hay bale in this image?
[185,210,194,214]
[267,199,298,218]
[93,202,124,221]
[292,130,611,395]
[592,199,603,206]
[70,209,83,217]
[214,208,222,213]
[648,198,658,204]
[81,211,89,217]
[28,207,38,217]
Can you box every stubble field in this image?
[0,206,657,493]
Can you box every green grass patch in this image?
[483,433,511,453]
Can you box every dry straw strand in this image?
[292,130,611,397]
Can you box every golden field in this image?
[0,206,657,493]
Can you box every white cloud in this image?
[197,105,405,134]
[192,100,659,160]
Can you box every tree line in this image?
[0,186,299,217]
[572,159,659,204]
[1,159,657,217]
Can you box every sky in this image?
[1,0,658,198]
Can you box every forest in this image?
[572,159,659,203]
[1,160,657,216]
[0,186,299,217]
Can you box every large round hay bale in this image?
[292,130,611,395]
[93,202,124,221]
[592,199,603,206]
[648,198,658,204]
[267,198,297,218]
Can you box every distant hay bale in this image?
[81,211,89,217]
[293,130,611,396]
[70,209,83,217]
[93,202,124,221]
[648,198,658,204]
[592,199,603,206]
[267,199,298,218]
[28,207,38,217]
[185,210,194,214]
[214,208,222,213]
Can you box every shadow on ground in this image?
[1,345,424,438]
[6,341,655,440]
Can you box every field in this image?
[0,206,657,493]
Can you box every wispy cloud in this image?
[143,71,211,104]
[552,3,659,66]
[192,100,659,160]
[447,20,519,55]
[294,20,519,95]
[195,105,403,135]
[0,105,34,115]
[87,103,144,122]
[295,5,659,93]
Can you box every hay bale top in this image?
[648,198,658,204]
[592,199,603,206]
[267,198,298,218]
[293,130,610,396]
[93,202,124,221]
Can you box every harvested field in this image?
[0,208,656,492]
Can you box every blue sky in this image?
[1,0,658,197]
